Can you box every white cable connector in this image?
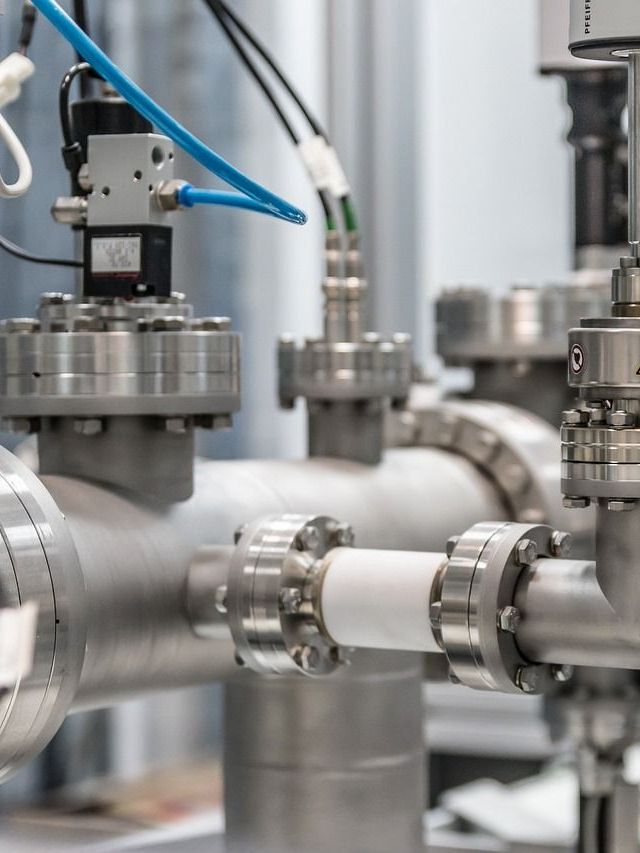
[298,135,351,200]
[0,52,35,109]
[0,52,35,199]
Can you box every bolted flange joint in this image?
[226,514,353,677]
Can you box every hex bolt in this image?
[192,317,232,332]
[551,664,574,684]
[278,334,296,351]
[279,587,303,615]
[214,585,228,615]
[607,499,637,513]
[293,645,320,673]
[234,524,248,545]
[3,318,39,334]
[39,293,73,307]
[587,403,607,425]
[515,539,537,567]
[550,530,573,558]
[169,292,186,304]
[151,316,186,332]
[295,525,320,552]
[73,418,103,437]
[562,409,590,426]
[497,606,521,634]
[563,495,591,510]
[332,522,355,548]
[516,665,541,694]
[71,316,94,332]
[165,417,188,435]
[607,410,636,428]
[446,536,460,558]
[429,601,443,631]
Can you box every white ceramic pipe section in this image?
[319,548,445,653]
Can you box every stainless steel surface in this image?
[225,652,426,853]
[630,53,640,255]
[595,499,640,629]
[37,447,505,711]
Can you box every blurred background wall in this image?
[0,0,573,796]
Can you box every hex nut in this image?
[563,496,591,510]
[331,522,355,548]
[515,539,537,567]
[3,318,39,334]
[279,587,303,615]
[516,665,541,694]
[151,316,186,332]
[192,316,232,332]
[497,606,521,634]
[293,645,320,673]
[73,418,103,437]
[446,536,460,559]
[551,664,574,684]
[295,526,320,552]
[429,601,442,630]
[562,409,590,426]
[214,585,228,615]
[607,410,636,428]
[550,530,572,558]
[607,499,637,513]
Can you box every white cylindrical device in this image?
[318,548,446,654]
[541,0,616,72]
[570,0,640,60]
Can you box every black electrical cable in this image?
[202,0,334,227]
[72,0,92,97]
[18,2,38,56]
[207,0,358,231]
[0,234,83,269]
[59,61,91,148]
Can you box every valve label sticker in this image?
[91,236,142,275]
[570,343,585,375]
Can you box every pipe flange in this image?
[278,335,412,408]
[441,521,558,694]
[0,295,241,420]
[227,514,350,677]
[392,400,559,524]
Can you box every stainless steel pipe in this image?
[40,447,505,710]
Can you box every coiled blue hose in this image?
[32,0,307,225]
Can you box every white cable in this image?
[0,112,32,198]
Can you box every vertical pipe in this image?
[628,53,640,257]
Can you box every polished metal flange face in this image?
[0,294,241,421]
[437,282,610,364]
[0,446,84,779]
[440,522,560,695]
[227,514,351,677]
[278,335,412,409]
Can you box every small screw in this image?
[563,495,591,510]
[551,664,574,684]
[279,587,303,615]
[515,539,537,567]
[497,606,521,634]
[550,530,572,558]
[295,526,320,552]
[234,524,248,545]
[516,665,541,694]
[214,585,228,615]
[73,418,103,437]
[446,536,460,558]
